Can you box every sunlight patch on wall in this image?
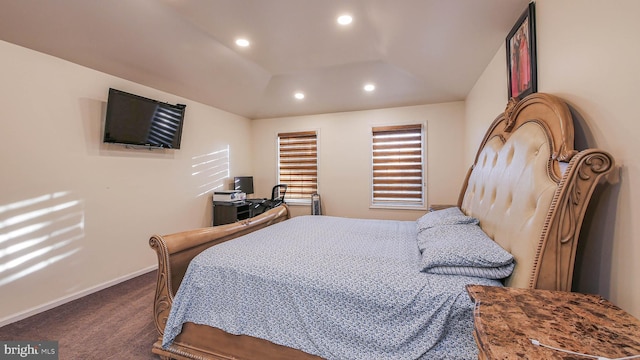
[192,145,230,197]
[0,192,84,287]
[0,244,81,287]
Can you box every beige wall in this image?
[0,40,253,325]
[465,0,640,318]
[251,102,467,220]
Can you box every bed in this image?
[149,93,614,360]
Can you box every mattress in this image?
[163,215,502,360]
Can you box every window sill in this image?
[369,204,427,211]
[284,200,311,206]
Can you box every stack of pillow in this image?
[416,207,514,280]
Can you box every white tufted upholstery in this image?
[461,121,558,288]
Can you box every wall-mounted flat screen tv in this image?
[103,88,186,149]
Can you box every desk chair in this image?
[252,184,287,215]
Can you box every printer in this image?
[213,190,246,202]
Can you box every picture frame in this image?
[506,2,537,99]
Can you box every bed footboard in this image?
[149,205,290,337]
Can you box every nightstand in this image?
[428,204,456,211]
[466,285,640,360]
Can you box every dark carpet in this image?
[0,270,159,359]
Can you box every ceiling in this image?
[0,0,529,119]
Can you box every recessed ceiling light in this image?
[235,38,250,47]
[364,83,376,92]
[337,14,353,25]
[294,92,305,100]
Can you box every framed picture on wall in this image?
[506,2,537,99]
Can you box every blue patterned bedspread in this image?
[163,215,502,359]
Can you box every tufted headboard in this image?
[458,93,614,291]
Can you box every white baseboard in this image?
[0,265,157,328]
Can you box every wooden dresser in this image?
[466,285,640,360]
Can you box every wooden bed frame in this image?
[149,93,614,360]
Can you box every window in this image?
[278,131,318,203]
[371,124,425,208]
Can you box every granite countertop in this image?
[466,285,640,360]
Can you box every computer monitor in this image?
[234,176,254,195]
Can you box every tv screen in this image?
[234,176,254,195]
[103,88,186,149]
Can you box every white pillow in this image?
[416,207,478,233]
[425,262,515,279]
[417,223,514,279]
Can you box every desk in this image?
[466,285,640,360]
[212,201,251,226]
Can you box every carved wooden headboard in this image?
[458,93,614,291]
